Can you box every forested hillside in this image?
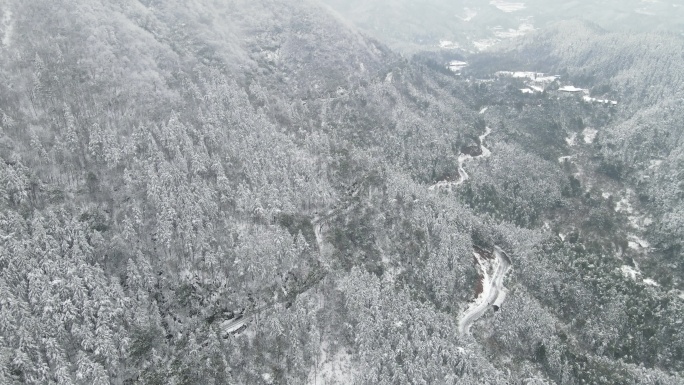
[0,0,682,384]
[474,22,684,289]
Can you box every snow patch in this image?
[558,155,575,164]
[479,107,488,114]
[490,0,526,12]
[520,88,535,94]
[493,23,535,39]
[621,265,641,281]
[583,95,617,105]
[582,128,598,144]
[565,133,577,147]
[648,159,663,169]
[559,85,586,93]
[479,126,492,157]
[384,72,393,83]
[628,234,650,250]
[1,8,12,47]
[615,196,634,214]
[620,264,660,287]
[264,49,280,63]
[473,38,499,51]
[439,40,459,50]
[457,8,478,22]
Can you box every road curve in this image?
[458,246,511,335]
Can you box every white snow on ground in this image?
[439,40,459,49]
[678,291,684,300]
[265,49,280,63]
[565,133,577,147]
[583,95,618,105]
[558,155,575,164]
[628,234,650,250]
[559,85,586,92]
[473,38,499,51]
[1,8,12,47]
[649,159,663,169]
[608,189,653,230]
[621,265,641,281]
[493,23,535,39]
[466,251,493,311]
[385,72,393,83]
[490,0,526,12]
[615,196,634,214]
[529,85,544,92]
[558,233,565,241]
[582,128,598,144]
[308,341,357,385]
[479,107,488,114]
[497,71,539,79]
[620,264,660,287]
[520,88,534,94]
[457,8,478,22]
[479,126,492,157]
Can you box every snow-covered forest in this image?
[0,0,683,384]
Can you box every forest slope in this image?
[0,1,682,384]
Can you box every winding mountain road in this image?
[424,124,512,335]
[458,246,511,335]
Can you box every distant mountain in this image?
[321,0,684,53]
